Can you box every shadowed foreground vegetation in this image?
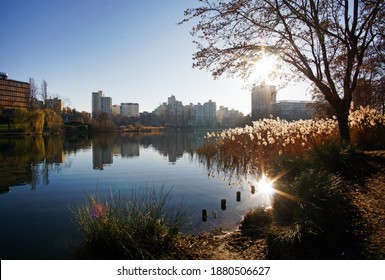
[71,187,189,259]
[72,107,385,259]
[195,106,385,259]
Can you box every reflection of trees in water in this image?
[0,135,92,193]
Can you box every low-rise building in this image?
[272,101,314,121]
[45,97,63,113]
[121,103,139,118]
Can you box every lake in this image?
[0,130,268,259]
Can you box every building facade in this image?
[45,97,63,113]
[101,96,112,116]
[216,105,244,127]
[92,90,103,118]
[112,104,121,116]
[251,83,277,120]
[0,72,30,111]
[272,101,313,121]
[92,90,112,118]
[121,103,139,118]
[203,99,217,127]
[251,83,314,121]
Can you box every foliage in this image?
[198,106,384,258]
[43,109,63,133]
[181,0,385,141]
[92,112,116,132]
[236,143,366,259]
[2,109,63,134]
[200,106,385,180]
[72,187,189,259]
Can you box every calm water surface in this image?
[0,131,267,259]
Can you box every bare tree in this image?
[40,79,48,102]
[29,78,39,99]
[29,77,39,110]
[181,0,385,142]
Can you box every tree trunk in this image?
[334,101,351,143]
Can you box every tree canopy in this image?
[181,0,385,141]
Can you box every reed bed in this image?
[198,106,384,259]
[199,106,385,179]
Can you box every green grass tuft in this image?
[71,186,189,259]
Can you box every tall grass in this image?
[198,106,384,259]
[72,186,189,259]
[237,142,367,259]
[200,106,385,180]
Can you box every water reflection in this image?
[0,130,208,193]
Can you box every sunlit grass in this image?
[199,106,385,182]
[197,106,384,259]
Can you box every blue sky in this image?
[0,0,310,115]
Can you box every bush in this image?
[268,144,366,259]
[240,207,272,236]
[72,187,188,259]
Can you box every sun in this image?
[248,54,279,83]
[256,174,275,195]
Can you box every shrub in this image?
[267,140,367,258]
[72,187,188,259]
[240,207,273,237]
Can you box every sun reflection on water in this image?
[247,173,276,208]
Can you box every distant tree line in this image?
[0,108,63,134]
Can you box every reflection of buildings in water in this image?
[89,131,207,168]
[92,144,113,170]
[140,131,205,163]
[120,142,140,158]
[46,152,66,164]
[92,135,141,169]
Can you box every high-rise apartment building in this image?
[0,72,30,111]
[101,96,112,116]
[92,90,103,118]
[92,90,112,118]
[251,83,277,119]
[203,99,217,127]
[251,83,314,121]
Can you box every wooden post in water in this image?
[221,199,226,210]
[236,191,241,202]
[251,185,256,195]
[202,209,207,222]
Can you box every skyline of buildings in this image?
[1,72,314,127]
[251,83,313,121]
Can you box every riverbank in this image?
[183,150,385,260]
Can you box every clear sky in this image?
[0,0,311,115]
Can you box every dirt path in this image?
[181,230,267,260]
[351,153,385,259]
